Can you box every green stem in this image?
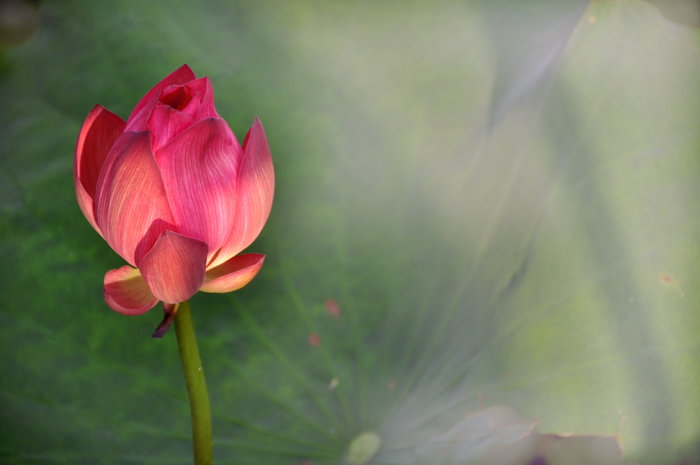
[174,300,213,465]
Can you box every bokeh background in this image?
[1,0,700,463]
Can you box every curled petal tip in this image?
[152,302,178,338]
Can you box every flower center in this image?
[160,85,193,110]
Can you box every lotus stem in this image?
[174,300,213,465]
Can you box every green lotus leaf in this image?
[1,1,698,464]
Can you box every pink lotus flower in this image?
[74,64,274,335]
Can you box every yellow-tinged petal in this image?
[200,253,264,293]
[94,131,176,267]
[104,265,158,315]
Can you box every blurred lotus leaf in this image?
[1,0,699,464]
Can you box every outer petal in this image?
[210,117,274,268]
[104,265,159,315]
[74,105,126,235]
[126,64,196,128]
[94,131,176,267]
[155,118,242,259]
[200,253,264,293]
[139,230,208,304]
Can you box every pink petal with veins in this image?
[210,117,274,267]
[200,253,264,293]
[155,118,241,259]
[104,265,159,315]
[147,103,196,153]
[74,105,126,235]
[139,231,208,303]
[94,131,176,267]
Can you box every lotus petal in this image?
[200,253,264,293]
[139,230,208,304]
[156,118,242,259]
[74,105,125,235]
[187,77,219,120]
[126,64,196,128]
[104,265,158,315]
[147,102,196,153]
[210,117,274,267]
[94,131,176,267]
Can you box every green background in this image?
[1,0,699,463]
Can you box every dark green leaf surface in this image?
[1,1,699,464]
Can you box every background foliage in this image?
[1,0,699,463]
